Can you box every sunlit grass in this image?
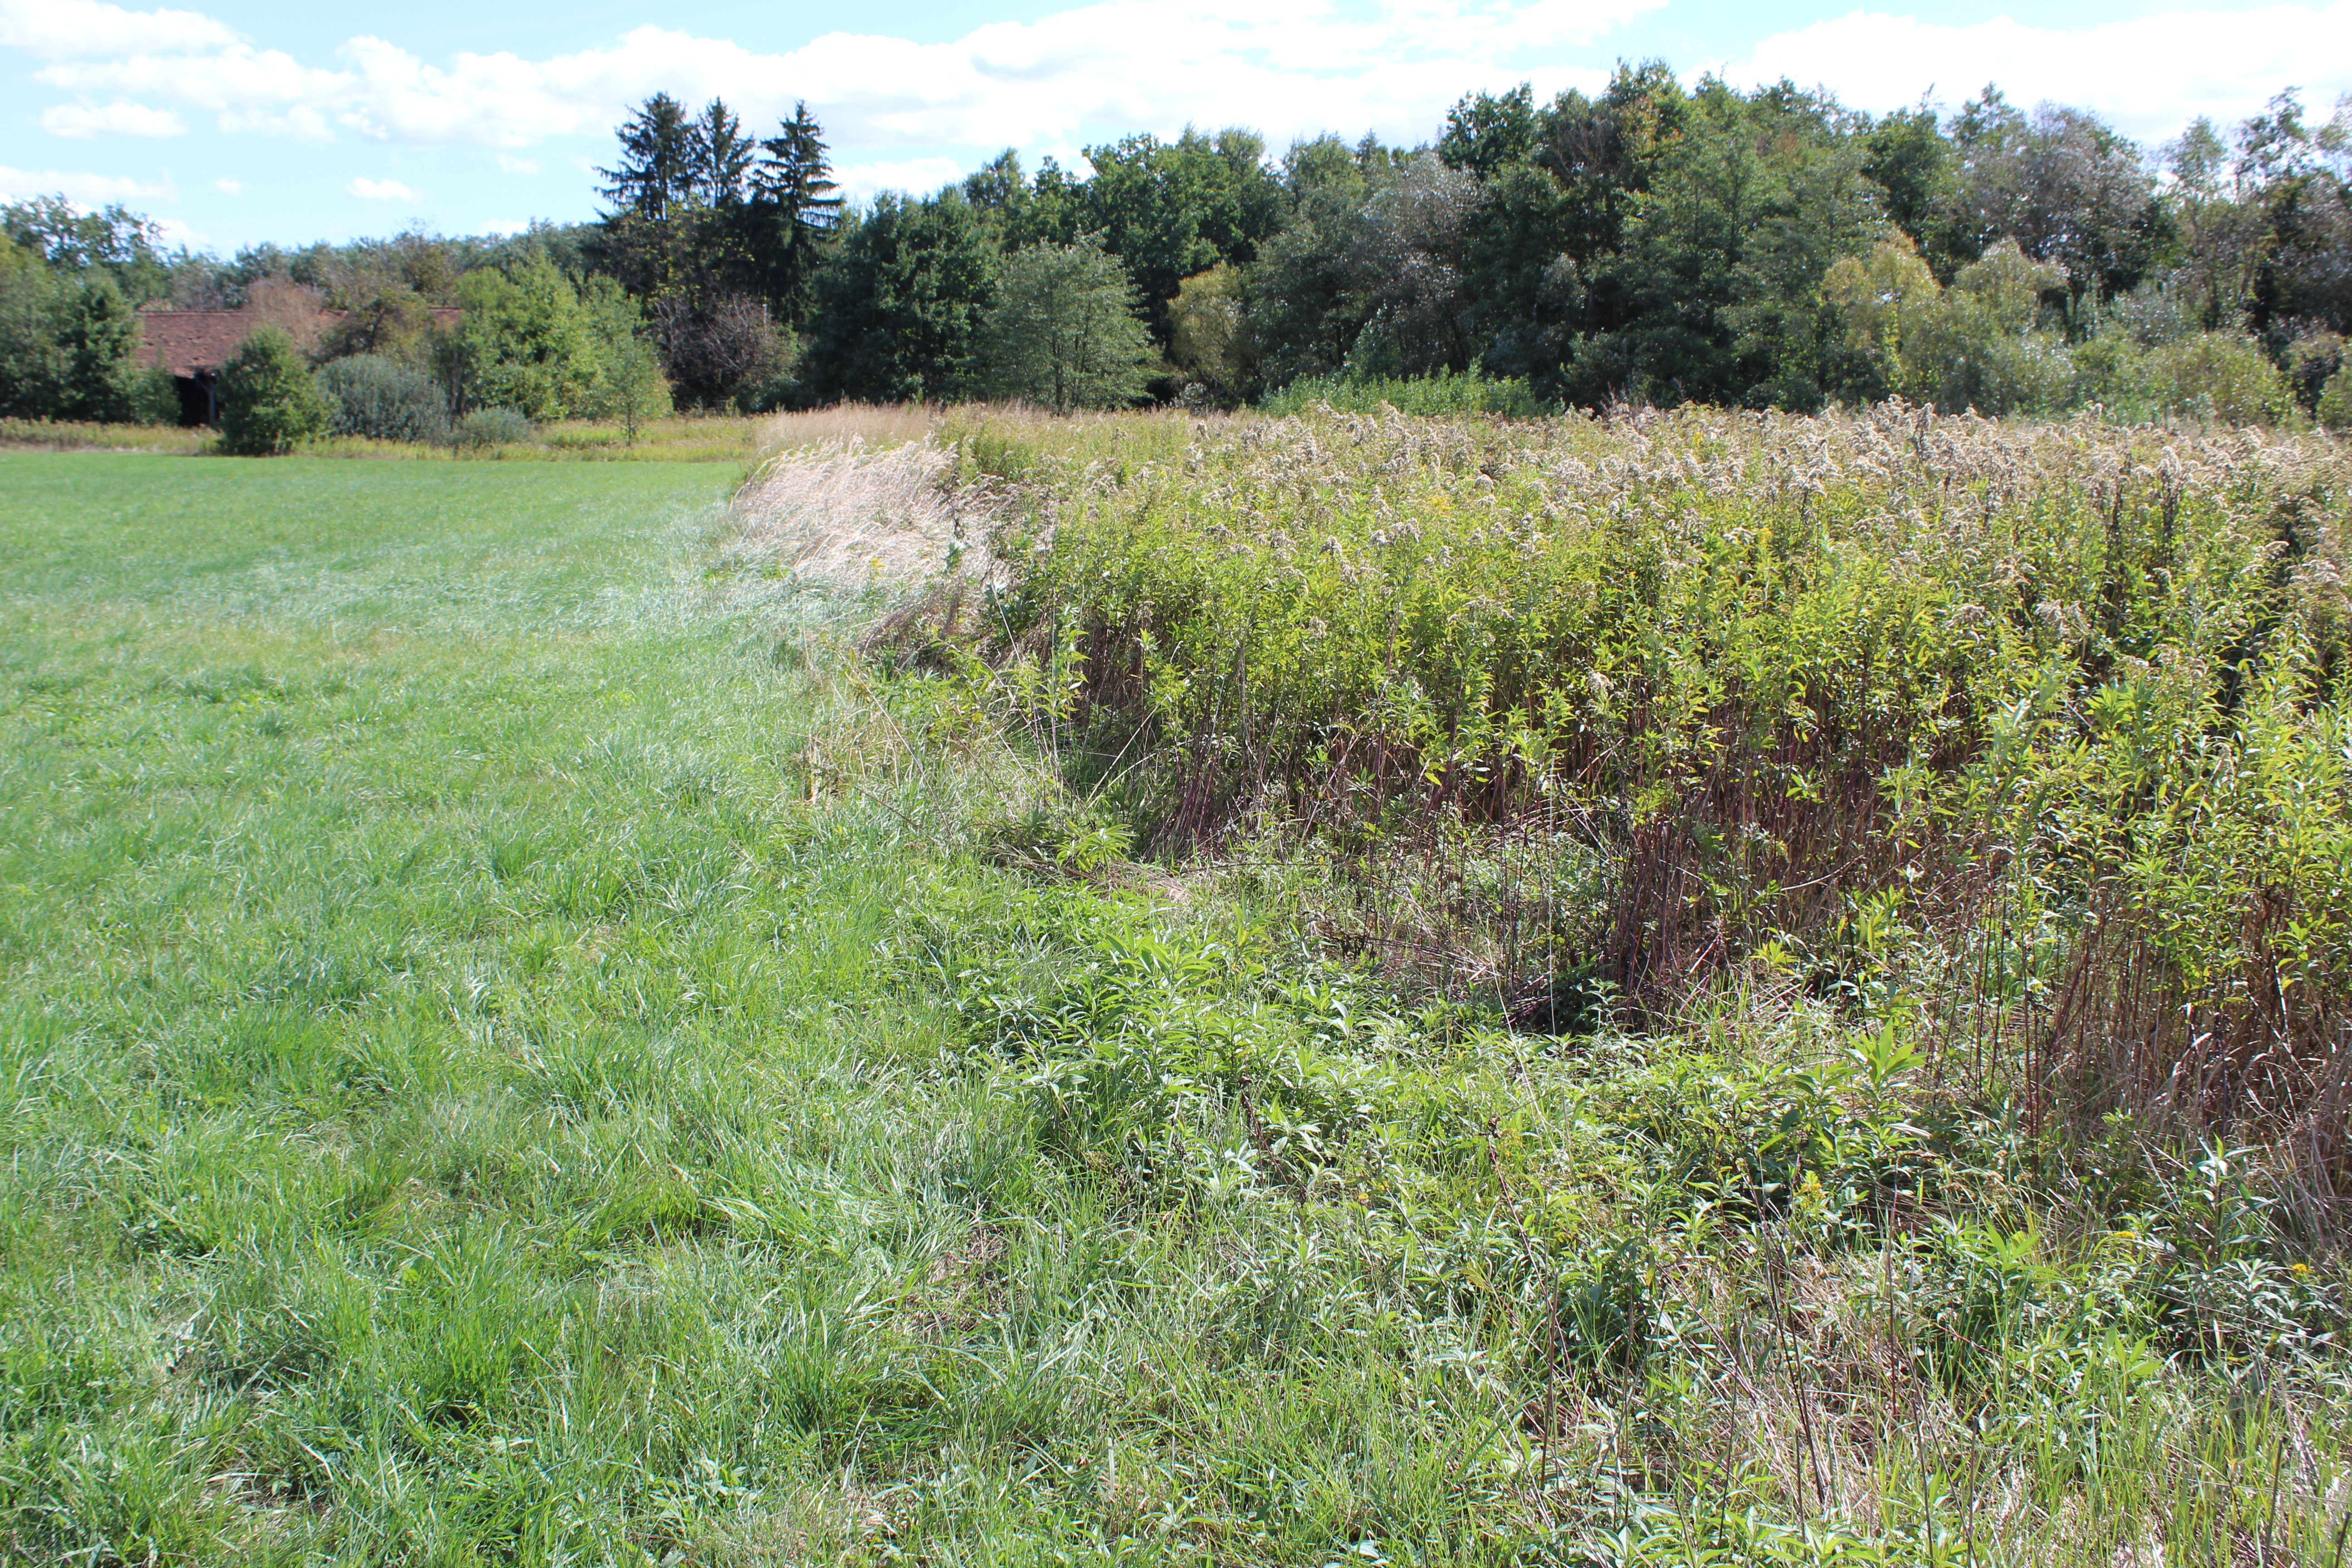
[2,441,2348,1565]
[0,413,772,464]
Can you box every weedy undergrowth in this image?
[884,400,2351,1212]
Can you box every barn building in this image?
[136,289,462,426]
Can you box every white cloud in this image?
[833,155,967,201]
[0,0,237,58]
[347,176,423,201]
[1731,4,2352,143]
[0,163,176,203]
[152,215,203,246]
[220,103,334,140]
[15,0,2352,212]
[42,44,343,113]
[26,0,1652,163]
[214,176,240,193]
[39,100,185,137]
[481,218,529,235]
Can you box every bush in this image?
[2132,331,2288,425]
[316,354,449,443]
[2319,364,2352,432]
[1827,236,2077,416]
[1259,369,1552,417]
[128,363,180,426]
[216,326,328,455]
[448,407,530,449]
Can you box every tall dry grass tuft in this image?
[758,402,942,452]
[726,439,1002,588]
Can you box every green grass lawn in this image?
[0,454,963,1562]
[5,451,2347,1567]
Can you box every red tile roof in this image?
[137,311,257,377]
[137,307,464,378]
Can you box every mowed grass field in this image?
[0,455,964,1562]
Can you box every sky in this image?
[3,0,2350,256]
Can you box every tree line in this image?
[783,70,2351,419]
[4,66,2350,431]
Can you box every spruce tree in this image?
[597,93,696,222]
[753,103,843,326]
[692,99,754,208]
[60,274,142,422]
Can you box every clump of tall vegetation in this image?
[747,399,2352,1562]
[215,325,328,454]
[915,403,2352,1206]
[314,354,448,443]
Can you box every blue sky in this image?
[4,0,2348,255]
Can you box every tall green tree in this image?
[441,251,610,419]
[1076,129,1285,341]
[598,93,698,223]
[0,233,66,418]
[1343,154,1479,376]
[752,102,844,326]
[1,197,173,301]
[1863,103,1956,255]
[595,93,742,303]
[980,239,1158,411]
[1439,85,1538,179]
[691,99,755,208]
[1945,88,2160,308]
[58,273,146,422]
[1245,136,1395,386]
[803,192,998,403]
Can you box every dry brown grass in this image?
[725,439,1000,588]
[757,400,1255,469]
[756,403,941,452]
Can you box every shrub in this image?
[2319,364,2352,432]
[2132,331,2288,425]
[127,363,180,426]
[448,407,530,449]
[216,326,328,455]
[1259,368,1552,417]
[316,354,449,443]
[1827,236,2077,416]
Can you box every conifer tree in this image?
[753,102,843,326]
[692,99,754,208]
[58,273,143,422]
[597,93,696,222]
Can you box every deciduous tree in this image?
[980,239,1157,411]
